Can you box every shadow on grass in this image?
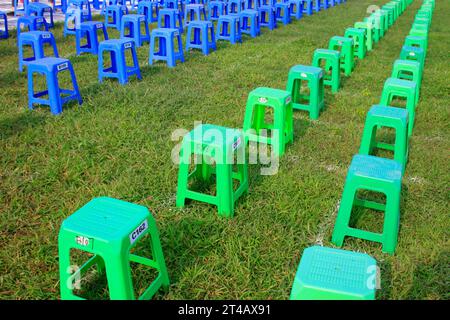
[0,111,47,139]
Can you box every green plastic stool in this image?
[290,246,377,300]
[331,154,402,255]
[176,124,248,218]
[312,49,341,93]
[392,59,421,104]
[381,7,394,27]
[359,105,409,173]
[379,78,417,138]
[243,87,294,156]
[383,4,398,21]
[286,65,324,120]
[58,197,170,300]
[404,35,427,59]
[400,45,425,70]
[414,16,431,28]
[364,15,380,43]
[411,23,429,34]
[344,28,366,60]
[328,36,354,76]
[354,22,373,52]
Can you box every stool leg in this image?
[359,123,377,156]
[176,147,191,208]
[147,215,170,290]
[48,70,63,114]
[216,163,234,218]
[118,48,128,84]
[105,255,135,300]
[28,69,35,110]
[273,105,286,156]
[331,184,357,247]
[69,64,83,105]
[381,189,400,254]
[58,243,75,299]
[131,46,142,80]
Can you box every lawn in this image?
[0,0,448,300]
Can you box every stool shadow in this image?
[0,112,47,140]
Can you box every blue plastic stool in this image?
[288,0,303,19]
[27,3,55,29]
[52,0,67,12]
[313,0,321,12]
[99,39,142,84]
[69,0,92,20]
[216,14,242,44]
[290,246,377,300]
[260,0,275,5]
[76,21,108,55]
[275,3,291,25]
[19,31,59,72]
[184,4,207,27]
[208,1,227,20]
[320,0,329,10]
[120,14,150,47]
[28,57,82,115]
[245,0,261,10]
[258,5,276,30]
[17,16,48,44]
[138,1,159,23]
[228,0,245,14]
[105,4,128,30]
[164,0,184,16]
[185,20,216,55]
[301,0,313,15]
[149,28,184,67]
[158,8,184,33]
[14,0,29,16]
[240,9,260,38]
[0,11,8,39]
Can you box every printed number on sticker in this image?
[76,236,90,247]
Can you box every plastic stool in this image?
[344,27,366,60]
[208,1,228,20]
[19,31,59,72]
[27,3,54,29]
[138,1,160,23]
[258,5,276,30]
[0,11,7,39]
[312,49,340,93]
[76,21,108,55]
[240,9,260,38]
[328,36,354,76]
[120,14,150,47]
[17,16,48,43]
[288,0,304,20]
[58,197,170,300]
[176,124,249,218]
[185,20,216,55]
[98,39,142,84]
[275,3,291,25]
[105,4,128,30]
[158,8,184,33]
[216,14,242,44]
[149,28,185,67]
[28,57,82,115]
[184,4,207,27]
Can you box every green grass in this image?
[0,0,448,300]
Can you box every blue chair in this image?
[228,0,245,14]
[320,0,329,10]
[184,4,207,27]
[185,20,216,55]
[245,0,261,10]
[314,0,321,12]
[14,0,29,16]
[27,3,55,28]
[0,11,8,39]
[120,14,150,47]
[27,57,82,115]
[288,0,303,19]
[208,1,227,20]
[19,31,59,72]
[216,14,242,44]
[240,9,260,38]
[158,8,184,33]
[258,5,276,30]
[149,28,185,67]
[98,39,142,84]
[164,0,183,16]
[137,1,159,23]
[17,16,48,44]
[76,21,108,55]
[275,2,291,25]
[105,4,128,30]
[69,0,92,20]
[301,0,313,15]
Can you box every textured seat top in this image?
[62,197,149,241]
[19,31,53,39]
[28,3,52,9]
[28,57,69,68]
[349,154,402,183]
[295,246,377,297]
[152,28,180,36]
[385,77,417,89]
[122,14,146,20]
[289,64,323,76]
[184,124,242,149]
[368,105,408,124]
[251,87,291,100]
[393,59,421,67]
[402,45,424,54]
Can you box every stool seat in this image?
[62,197,149,242]
[290,246,377,300]
[348,154,402,183]
[185,124,242,148]
[367,104,408,125]
[28,57,69,71]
